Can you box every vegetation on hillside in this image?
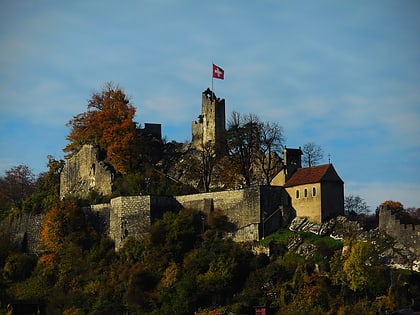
[1,83,420,314]
[0,199,419,314]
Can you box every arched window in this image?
[304,188,308,198]
[295,189,300,199]
[312,187,317,197]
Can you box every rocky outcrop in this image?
[289,216,420,271]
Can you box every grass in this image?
[261,228,342,252]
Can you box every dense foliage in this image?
[0,157,64,219]
[64,83,141,174]
[1,200,419,314]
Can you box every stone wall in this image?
[0,213,45,252]
[60,144,113,199]
[85,186,285,250]
[379,206,420,254]
[1,186,286,252]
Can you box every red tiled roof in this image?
[284,164,342,187]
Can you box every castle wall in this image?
[379,206,420,254]
[175,186,284,241]
[89,186,285,250]
[107,195,176,250]
[60,145,113,199]
[0,213,45,252]
[89,203,111,236]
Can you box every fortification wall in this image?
[109,196,152,250]
[176,188,259,227]
[379,206,420,254]
[90,186,285,250]
[175,186,284,241]
[0,213,45,252]
[89,203,111,236]
[60,144,113,199]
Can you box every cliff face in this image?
[60,145,113,199]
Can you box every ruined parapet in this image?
[60,144,113,199]
[379,206,420,255]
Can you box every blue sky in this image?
[1,0,419,209]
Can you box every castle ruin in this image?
[379,205,420,255]
[192,88,226,151]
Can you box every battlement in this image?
[379,205,420,254]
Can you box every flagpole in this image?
[211,61,214,101]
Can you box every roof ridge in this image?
[284,164,336,187]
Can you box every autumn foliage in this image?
[64,83,139,173]
[41,199,96,254]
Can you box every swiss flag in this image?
[212,64,224,80]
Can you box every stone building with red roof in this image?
[271,147,344,223]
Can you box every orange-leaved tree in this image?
[41,199,96,254]
[64,82,139,174]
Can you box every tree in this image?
[344,195,370,216]
[0,165,36,212]
[342,241,381,293]
[379,200,404,214]
[200,141,218,192]
[41,199,98,254]
[226,111,260,187]
[64,82,139,174]
[20,156,65,214]
[225,112,284,187]
[379,200,420,225]
[301,142,324,167]
[256,121,284,185]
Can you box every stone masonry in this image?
[90,185,286,250]
[60,144,113,199]
[379,205,420,255]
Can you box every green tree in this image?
[3,252,37,281]
[21,156,65,213]
[342,241,380,292]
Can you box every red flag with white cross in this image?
[212,64,224,80]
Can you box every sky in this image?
[1,0,419,210]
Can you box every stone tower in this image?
[283,147,302,177]
[192,88,226,150]
[270,147,303,186]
